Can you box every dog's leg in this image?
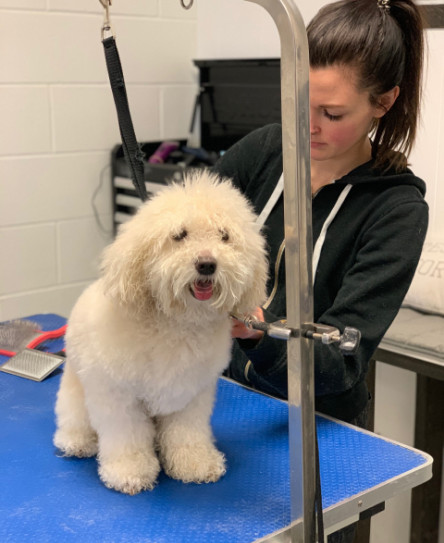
[53,361,98,457]
[157,381,226,484]
[80,378,161,495]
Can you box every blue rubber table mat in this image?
[0,314,431,542]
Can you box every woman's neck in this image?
[310,139,372,195]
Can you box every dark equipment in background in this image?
[111,58,281,232]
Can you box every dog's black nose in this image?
[195,258,217,275]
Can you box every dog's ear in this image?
[99,220,155,312]
[233,241,269,316]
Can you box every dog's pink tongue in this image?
[193,280,213,301]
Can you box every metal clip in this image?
[234,314,295,341]
[99,0,115,40]
[180,0,194,9]
[231,313,361,354]
[302,323,361,355]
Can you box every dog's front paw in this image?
[162,443,226,484]
[53,427,98,458]
[98,451,161,495]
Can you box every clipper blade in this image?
[0,349,64,381]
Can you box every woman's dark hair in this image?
[307,0,425,172]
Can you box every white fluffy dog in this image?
[53,171,267,495]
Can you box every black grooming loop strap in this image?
[102,37,147,201]
[99,0,147,201]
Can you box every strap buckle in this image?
[99,0,115,40]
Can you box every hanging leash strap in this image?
[99,1,148,201]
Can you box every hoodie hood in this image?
[335,159,427,197]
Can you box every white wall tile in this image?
[434,79,444,233]
[51,85,161,152]
[161,0,197,19]
[49,0,198,19]
[51,85,121,152]
[196,0,280,60]
[0,283,90,321]
[58,217,112,283]
[409,29,444,233]
[0,87,52,156]
[49,0,158,16]
[0,225,57,295]
[0,12,105,84]
[0,153,112,227]
[162,85,198,140]
[0,0,45,8]
[0,12,196,84]
[112,18,197,84]
[428,31,444,233]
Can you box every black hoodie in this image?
[214,123,428,422]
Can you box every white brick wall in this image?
[0,1,198,321]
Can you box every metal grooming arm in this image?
[244,0,315,541]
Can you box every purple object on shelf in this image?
[148,141,180,164]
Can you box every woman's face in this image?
[309,65,385,164]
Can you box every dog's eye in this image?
[220,229,229,242]
[172,229,188,241]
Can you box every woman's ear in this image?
[373,85,400,118]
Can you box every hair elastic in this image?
[377,0,390,12]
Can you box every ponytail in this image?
[307,0,425,172]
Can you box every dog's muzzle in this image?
[191,257,217,301]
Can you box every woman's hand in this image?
[231,307,265,341]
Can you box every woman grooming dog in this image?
[215,1,428,540]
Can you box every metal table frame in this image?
[245,0,315,539]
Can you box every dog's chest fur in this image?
[67,283,232,417]
[130,324,232,416]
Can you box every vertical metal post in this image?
[244,1,315,541]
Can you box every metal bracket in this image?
[303,323,361,355]
[231,314,361,355]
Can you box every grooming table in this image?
[0,314,432,542]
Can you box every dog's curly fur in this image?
[53,171,268,495]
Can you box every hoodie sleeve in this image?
[234,306,289,398]
[311,194,429,397]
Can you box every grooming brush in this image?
[0,319,66,382]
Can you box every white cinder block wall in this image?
[0,0,198,321]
